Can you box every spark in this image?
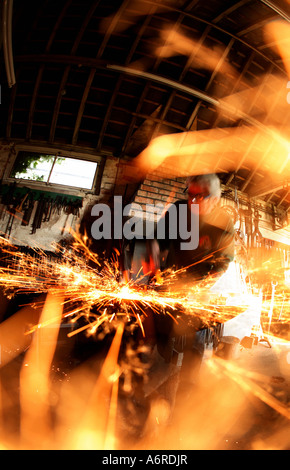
[208,357,290,421]
[0,232,247,340]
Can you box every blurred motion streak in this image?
[122,21,290,183]
[265,21,290,79]
[73,322,124,450]
[156,27,239,80]
[0,303,42,368]
[133,125,290,178]
[208,358,290,421]
[19,293,63,449]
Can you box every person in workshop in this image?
[157,173,234,281]
[149,173,235,399]
[114,174,235,443]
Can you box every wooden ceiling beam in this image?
[212,0,252,24]
[70,0,101,55]
[25,1,73,140]
[6,73,18,139]
[237,15,277,37]
[277,189,290,208]
[72,68,96,146]
[26,65,45,140]
[152,21,213,138]
[153,4,286,74]
[96,76,122,152]
[15,54,106,68]
[119,82,152,158]
[50,2,101,144]
[49,65,71,143]
[45,0,73,52]
[96,0,131,59]
[248,180,290,198]
[117,8,159,157]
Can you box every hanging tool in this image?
[0,203,6,220]
[251,208,263,246]
[240,206,252,248]
[2,190,29,238]
[61,209,71,236]
[61,199,82,235]
[15,191,30,212]
[43,198,54,222]
[21,196,35,226]
[4,206,15,238]
[31,197,47,234]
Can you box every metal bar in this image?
[106,64,220,106]
[2,0,16,87]
[259,0,290,23]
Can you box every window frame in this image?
[3,145,105,196]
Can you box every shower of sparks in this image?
[0,232,246,340]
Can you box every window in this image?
[10,151,99,191]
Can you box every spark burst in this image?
[0,232,246,341]
[0,233,289,452]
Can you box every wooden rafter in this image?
[26,65,45,140]
[212,0,252,24]
[119,81,152,158]
[50,1,101,144]
[248,180,290,198]
[49,65,71,143]
[237,15,277,37]
[277,190,290,208]
[72,68,96,146]
[25,0,73,141]
[96,76,123,151]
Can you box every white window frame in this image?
[3,145,104,196]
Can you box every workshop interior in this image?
[0,0,290,451]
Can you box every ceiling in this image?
[1,0,290,212]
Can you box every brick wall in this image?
[133,165,188,216]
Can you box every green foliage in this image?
[10,151,56,180]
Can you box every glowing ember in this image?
[0,232,246,340]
